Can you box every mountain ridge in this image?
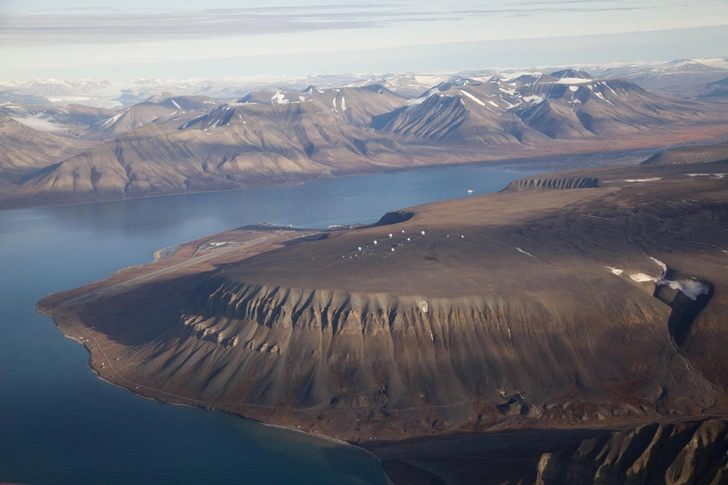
[2,74,728,208]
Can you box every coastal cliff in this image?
[505,176,599,191]
[39,161,728,447]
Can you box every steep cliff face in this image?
[516,419,728,485]
[107,255,718,437]
[42,162,728,443]
[505,177,599,191]
[130,278,673,414]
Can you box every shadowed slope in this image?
[514,419,728,485]
[0,113,92,184]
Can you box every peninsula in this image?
[38,158,728,484]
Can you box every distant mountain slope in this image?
[0,95,221,141]
[374,75,717,144]
[8,91,413,206]
[0,102,115,136]
[84,95,221,140]
[0,91,51,105]
[697,76,728,100]
[594,59,728,100]
[374,91,538,146]
[550,68,592,80]
[642,142,728,165]
[2,75,728,208]
[513,77,708,138]
[236,84,407,127]
[0,113,91,184]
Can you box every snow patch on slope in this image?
[624,178,661,183]
[11,115,64,132]
[516,247,536,258]
[271,91,289,105]
[629,257,711,300]
[553,78,592,85]
[459,90,486,107]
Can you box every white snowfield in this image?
[421,86,443,99]
[624,178,661,183]
[630,273,656,282]
[627,257,711,301]
[650,257,668,278]
[659,279,711,300]
[688,173,726,179]
[101,111,125,127]
[592,92,614,105]
[553,78,593,85]
[503,72,543,82]
[521,95,544,104]
[271,91,289,105]
[695,57,728,70]
[11,114,64,132]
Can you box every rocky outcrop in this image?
[505,177,599,191]
[371,211,415,226]
[515,419,728,485]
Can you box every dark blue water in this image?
[0,164,536,484]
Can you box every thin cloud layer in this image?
[2,1,677,46]
[2,0,726,79]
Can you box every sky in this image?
[1,0,728,80]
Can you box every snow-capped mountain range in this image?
[2,60,728,209]
[2,57,726,109]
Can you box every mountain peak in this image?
[550,68,593,80]
[302,85,323,94]
[146,91,174,103]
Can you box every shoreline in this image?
[40,302,728,485]
[43,305,396,484]
[4,130,728,212]
[261,423,395,485]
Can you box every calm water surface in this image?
[0,165,536,484]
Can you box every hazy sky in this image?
[2,0,728,80]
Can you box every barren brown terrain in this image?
[5,71,728,209]
[38,159,728,484]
